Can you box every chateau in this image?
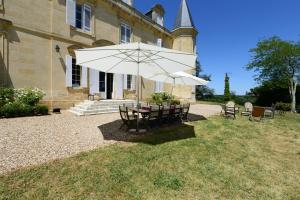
[0,0,197,108]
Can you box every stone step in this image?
[69,99,137,116]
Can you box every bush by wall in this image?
[0,87,48,118]
[149,92,180,105]
[0,87,14,107]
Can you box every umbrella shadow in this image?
[98,113,207,145]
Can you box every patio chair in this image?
[161,105,171,123]
[119,105,136,131]
[224,106,236,119]
[173,105,183,120]
[226,101,239,113]
[181,103,190,121]
[264,103,276,118]
[241,102,253,116]
[145,105,161,128]
[249,106,266,121]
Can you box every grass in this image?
[1,114,300,200]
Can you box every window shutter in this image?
[157,38,162,47]
[83,4,91,32]
[155,81,160,92]
[123,74,127,89]
[159,82,164,92]
[81,66,88,88]
[66,0,76,27]
[65,55,73,87]
[89,69,99,94]
[131,75,136,90]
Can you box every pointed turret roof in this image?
[174,0,195,30]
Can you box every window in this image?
[83,5,91,32]
[75,4,83,29]
[157,15,164,26]
[121,23,131,44]
[157,38,162,47]
[99,72,105,92]
[72,58,81,87]
[127,75,132,90]
[74,3,91,32]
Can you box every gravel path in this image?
[0,104,221,174]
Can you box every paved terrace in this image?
[0,104,221,174]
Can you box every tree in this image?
[224,73,230,101]
[195,60,214,100]
[247,36,300,112]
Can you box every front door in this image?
[106,73,114,99]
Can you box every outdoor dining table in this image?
[130,108,151,118]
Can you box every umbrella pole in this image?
[136,62,140,132]
[170,78,175,96]
[136,47,140,132]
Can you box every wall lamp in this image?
[55,45,60,53]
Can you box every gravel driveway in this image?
[0,104,221,174]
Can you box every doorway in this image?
[106,73,113,99]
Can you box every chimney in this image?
[145,4,165,26]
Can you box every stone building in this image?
[0,0,197,109]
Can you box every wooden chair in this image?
[161,105,171,123]
[241,102,253,116]
[224,106,236,119]
[173,105,182,120]
[249,106,266,121]
[119,105,136,130]
[226,101,239,113]
[264,104,276,118]
[145,105,161,128]
[181,103,190,121]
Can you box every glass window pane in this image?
[126,27,131,42]
[84,5,91,31]
[76,4,82,29]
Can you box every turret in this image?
[172,0,197,54]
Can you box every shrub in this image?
[151,92,175,105]
[0,87,14,107]
[0,103,48,118]
[170,99,181,105]
[14,87,45,106]
[0,102,33,118]
[33,105,49,115]
[275,102,291,111]
[296,105,300,113]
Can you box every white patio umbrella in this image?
[146,71,209,95]
[75,42,197,132]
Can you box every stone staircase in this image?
[69,99,136,116]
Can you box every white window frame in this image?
[120,23,131,44]
[83,4,92,32]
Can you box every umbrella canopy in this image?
[146,71,209,86]
[75,42,196,77]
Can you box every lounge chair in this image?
[241,102,253,116]
[119,105,136,130]
[249,106,265,121]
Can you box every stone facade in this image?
[0,0,197,109]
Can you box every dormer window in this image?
[122,0,134,6]
[145,4,165,27]
[157,15,164,26]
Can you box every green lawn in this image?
[1,114,300,200]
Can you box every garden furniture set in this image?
[119,103,190,131]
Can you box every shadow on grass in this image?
[98,113,207,145]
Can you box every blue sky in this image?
[135,0,300,95]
